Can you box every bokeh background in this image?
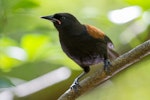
[0,0,150,100]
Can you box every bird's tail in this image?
[108,48,119,60]
[107,42,119,60]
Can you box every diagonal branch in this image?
[58,40,150,100]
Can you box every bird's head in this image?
[41,13,81,31]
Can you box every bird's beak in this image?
[41,15,61,24]
[41,15,53,20]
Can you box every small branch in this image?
[58,40,150,100]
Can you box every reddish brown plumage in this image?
[85,24,105,39]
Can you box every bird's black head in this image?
[41,13,81,32]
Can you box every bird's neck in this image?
[58,23,85,36]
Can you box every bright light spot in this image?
[142,11,150,24]
[14,67,71,97]
[108,6,142,24]
[0,91,13,100]
[6,46,27,61]
[120,20,147,44]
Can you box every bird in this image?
[41,13,118,90]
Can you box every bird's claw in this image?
[70,80,81,92]
[104,59,112,74]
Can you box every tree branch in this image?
[58,40,150,100]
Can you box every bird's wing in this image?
[85,24,119,60]
[85,24,105,39]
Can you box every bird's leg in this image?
[70,66,90,92]
[70,72,86,90]
[104,59,111,74]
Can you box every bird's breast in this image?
[59,32,106,66]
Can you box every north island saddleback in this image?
[41,13,119,91]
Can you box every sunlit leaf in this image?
[21,34,50,61]
[0,38,21,72]
[0,37,17,47]
[125,0,150,10]
[13,0,39,10]
[0,55,21,72]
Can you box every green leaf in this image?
[0,37,17,47]
[0,55,21,72]
[21,34,50,61]
[125,0,150,10]
[13,0,39,10]
[0,77,14,88]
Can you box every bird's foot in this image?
[104,59,112,75]
[70,79,81,92]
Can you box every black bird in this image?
[41,13,118,90]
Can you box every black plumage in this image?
[41,13,118,90]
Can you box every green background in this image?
[0,0,150,100]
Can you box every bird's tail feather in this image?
[108,48,119,60]
[105,36,119,60]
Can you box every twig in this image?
[58,40,150,100]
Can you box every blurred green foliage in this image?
[0,0,150,99]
